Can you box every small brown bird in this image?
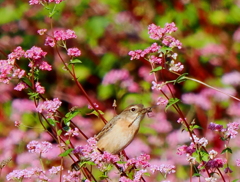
[96,104,152,154]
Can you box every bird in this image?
[95,104,152,154]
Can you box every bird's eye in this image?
[131,108,136,112]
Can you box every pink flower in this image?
[226,122,240,139]
[150,164,176,175]
[64,128,79,137]
[67,48,81,57]
[208,122,223,131]
[29,0,65,5]
[6,169,34,180]
[156,97,168,106]
[29,0,41,5]
[53,29,77,41]
[222,71,240,86]
[39,61,52,71]
[27,140,52,154]
[125,154,150,169]
[177,118,185,124]
[192,134,208,147]
[164,22,178,34]
[128,50,142,60]
[119,176,133,182]
[169,61,184,72]
[182,93,211,110]
[62,170,81,182]
[134,169,147,181]
[162,35,182,49]
[35,82,45,94]
[149,55,162,64]
[0,60,13,84]
[236,159,240,166]
[199,43,226,56]
[151,81,165,91]
[102,69,130,85]
[233,27,240,42]
[36,98,62,118]
[45,37,56,47]
[177,143,195,155]
[37,29,47,35]
[8,46,25,60]
[148,23,165,40]
[12,68,25,78]
[49,166,62,174]
[24,46,47,60]
[88,103,99,109]
[14,82,28,91]
[14,120,21,127]
[205,158,226,169]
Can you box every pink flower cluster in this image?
[177,143,196,156]
[128,23,183,73]
[29,0,65,5]
[129,42,161,60]
[6,167,49,181]
[44,29,77,47]
[27,140,52,154]
[25,46,47,60]
[63,170,81,182]
[222,71,240,86]
[182,93,211,110]
[64,127,79,137]
[148,23,182,49]
[14,82,28,91]
[7,166,62,181]
[54,29,77,41]
[148,22,178,40]
[35,82,45,94]
[73,137,119,170]
[208,121,240,139]
[36,98,62,118]
[125,154,150,169]
[203,158,227,170]
[102,69,139,92]
[150,164,176,175]
[199,43,226,56]
[67,48,81,57]
[0,47,25,84]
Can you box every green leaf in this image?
[143,172,151,177]
[231,179,239,182]
[200,151,209,161]
[191,125,203,130]
[63,126,70,131]
[57,130,62,136]
[150,66,163,73]
[193,173,201,177]
[48,118,58,126]
[28,92,39,100]
[174,73,188,84]
[192,150,209,163]
[69,59,82,64]
[65,140,70,145]
[80,161,96,168]
[88,110,104,117]
[65,109,81,121]
[165,98,180,111]
[221,147,232,154]
[159,46,172,54]
[59,148,74,157]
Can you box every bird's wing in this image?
[95,115,120,140]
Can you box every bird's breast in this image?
[97,119,139,154]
